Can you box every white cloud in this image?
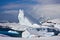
[1,3,34,14]
[32,0,55,4]
[2,10,18,14]
[1,3,33,10]
[30,4,60,19]
[1,0,60,19]
[1,3,22,9]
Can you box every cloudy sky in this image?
[0,0,60,23]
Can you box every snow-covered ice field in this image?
[0,36,60,40]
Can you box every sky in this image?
[0,0,60,23]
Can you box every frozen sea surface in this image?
[0,36,60,40]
